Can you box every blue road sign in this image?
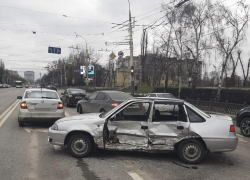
[76,69,83,73]
[48,47,61,54]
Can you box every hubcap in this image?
[183,143,201,162]
[242,120,250,135]
[71,138,88,155]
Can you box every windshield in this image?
[15,82,22,85]
[185,102,210,118]
[158,94,176,98]
[108,93,132,101]
[25,91,59,99]
[69,90,85,94]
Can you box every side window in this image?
[149,94,156,97]
[88,93,98,100]
[96,93,105,100]
[153,102,187,122]
[103,94,108,101]
[115,102,151,121]
[186,106,205,123]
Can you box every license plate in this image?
[75,96,82,99]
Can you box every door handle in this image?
[177,126,184,130]
[141,126,148,130]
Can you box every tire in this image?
[240,118,250,137]
[178,139,205,164]
[67,133,93,158]
[79,105,83,114]
[18,121,25,127]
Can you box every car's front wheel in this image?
[240,118,250,137]
[67,133,93,158]
[78,105,83,114]
[178,139,205,164]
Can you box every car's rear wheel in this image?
[100,109,106,113]
[18,121,25,127]
[240,118,250,137]
[79,105,83,114]
[178,139,205,164]
[67,133,93,158]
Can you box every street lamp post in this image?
[74,32,89,87]
[127,0,134,96]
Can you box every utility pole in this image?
[128,0,134,95]
[64,63,67,87]
[74,32,89,88]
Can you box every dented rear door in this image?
[105,101,151,150]
[148,101,190,151]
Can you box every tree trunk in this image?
[164,71,169,92]
[217,57,228,101]
[178,76,182,99]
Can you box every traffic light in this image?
[131,66,134,76]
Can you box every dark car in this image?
[61,88,86,107]
[236,106,250,137]
[47,85,57,91]
[76,91,133,114]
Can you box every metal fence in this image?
[186,98,247,115]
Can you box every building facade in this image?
[24,71,35,83]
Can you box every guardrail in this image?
[186,98,247,115]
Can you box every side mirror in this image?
[61,93,64,95]
[17,96,22,99]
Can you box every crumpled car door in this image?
[148,101,190,151]
[105,102,151,150]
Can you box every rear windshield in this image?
[158,94,176,98]
[25,91,59,99]
[69,90,85,94]
[108,93,132,101]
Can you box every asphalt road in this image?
[0,88,250,180]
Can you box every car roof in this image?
[25,88,57,92]
[134,97,184,103]
[67,88,85,90]
[148,93,173,94]
[96,90,127,94]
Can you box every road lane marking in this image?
[238,138,247,143]
[27,132,39,179]
[23,127,48,133]
[0,100,20,128]
[24,128,31,133]
[54,145,62,151]
[65,112,70,117]
[127,172,144,180]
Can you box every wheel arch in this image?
[174,138,208,152]
[238,114,250,127]
[64,130,94,146]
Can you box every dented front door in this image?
[105,102,151,150]
[148,101,190,151]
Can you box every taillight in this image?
[230,125,235,132]
[68,94,72,98]
[111,103,119,107]
[20,101,27,109]
[57,102,63,109]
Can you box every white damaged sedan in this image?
[48,97,238,164]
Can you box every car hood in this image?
[56,113,104,124]
[209,114,232,121]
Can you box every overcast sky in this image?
[0,0,249,80]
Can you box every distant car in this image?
[7,84,11,88]
[17,88,65,127]
[48,97,237,164]
[0,84,3,88]
[236,106,250,137]
[61,89,86,107]
[25,85,29,88]
[76,91,133,114]
[36,85,41,88]
[3,84,7,88]
[147,93,176,98]
[47,85,57,91]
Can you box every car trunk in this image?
[26,99,59,112]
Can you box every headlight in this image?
[51,123,58,130]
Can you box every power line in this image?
[0,5,121,25]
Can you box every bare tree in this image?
[210,0,249,100]
[238,51,250,87]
